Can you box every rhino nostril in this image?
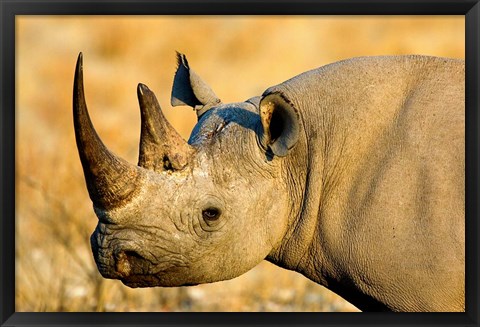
[115,251,132,277]
[115,250,145,277]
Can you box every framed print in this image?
[1,0,478,326]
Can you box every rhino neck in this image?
[264,70,402,311]
[264,88,336,287]
[265,99,388,311]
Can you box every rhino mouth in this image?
[120,273,199,288]
[118,250,196,287]
[92,247,152,279]
[120,273,163,288]
[115,251,195,288]
[95,248,174,287]
[91,224,192,287]
[91,240,188,287]
[90,230,152,279]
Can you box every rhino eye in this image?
[202,207,221,221]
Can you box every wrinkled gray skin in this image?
[74,53,464,312]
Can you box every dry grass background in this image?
[15,15,464,312]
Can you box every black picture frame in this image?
[1,0,478,326]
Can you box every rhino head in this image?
[73,53,302,287]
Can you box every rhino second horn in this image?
[137,83,194,171]
[73,53,142,210]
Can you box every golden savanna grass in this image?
[16,16,464,312]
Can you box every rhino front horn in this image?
[137,83,194,171]
[73,53,142,210]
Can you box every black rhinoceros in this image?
[73,52,464,312]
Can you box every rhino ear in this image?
[258,92,300,157]
[171,52,221,119]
